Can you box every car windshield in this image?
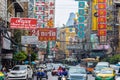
[95,66,107,70]
[100,70,113,74]
[69,68,86,74]
[12,66,27,70]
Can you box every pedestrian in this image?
[1,66,7,76]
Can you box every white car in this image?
[7,65,33,80]
[67,67,88,80]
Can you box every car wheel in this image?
[26,75,29,80]
[46,75,48,79]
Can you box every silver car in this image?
[67,67,88,80]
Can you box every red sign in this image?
[98,17,107,23]
[30,28,57,41]
[98,30,107,36]
[10,18,37,29]
[98,24,107,29]
[98,3,106,9]
[98,10,107,16]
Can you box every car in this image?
[92,65,108,77]
[96,62,110,67]
[67,66,88,80]
[7,65,33,80]
[110,64,120,74]
[92,62,110,76]
[46,63,53,71]
[116,76,120,80]
[0,71,5,80]
[95,68,116,80]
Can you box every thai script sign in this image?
[10,18,37,29]
[30,28,57,41]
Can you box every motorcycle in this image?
[36,68,48,80]
[57,70,68,80]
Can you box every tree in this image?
[13,51,27,62]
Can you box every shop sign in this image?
[10,18,37,29]
[30,28,57,41]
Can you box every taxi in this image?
[95,68,116,80]
[0,71,5,80]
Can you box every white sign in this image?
[37,41,47,48]
[21,36,38,44]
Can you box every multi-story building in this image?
[0,0,28,69]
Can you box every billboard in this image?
[30,28,57,41]
[10,18,37,29]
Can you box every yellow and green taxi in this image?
[95,68,116,80]
[0,71,5,80]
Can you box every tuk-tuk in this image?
[80,58,98,73]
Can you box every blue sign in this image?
[77,31,85,38]
[78,9,85,15]
[78,24,85,31]
[79,1,85,8]
[78,16,85,23]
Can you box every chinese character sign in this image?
[97,0,107,43]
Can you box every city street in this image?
[33,72,95,80]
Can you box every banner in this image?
[10,18,37,29]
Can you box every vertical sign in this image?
[97,0,107,44]
[77,1,86,39]
[34,0,55,28]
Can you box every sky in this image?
[55,0,78,27]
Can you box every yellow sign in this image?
[47,19,54,28]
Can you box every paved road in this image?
[33,72,95,80]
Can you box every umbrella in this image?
[24,61,29,64]
[31,61,36,64]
